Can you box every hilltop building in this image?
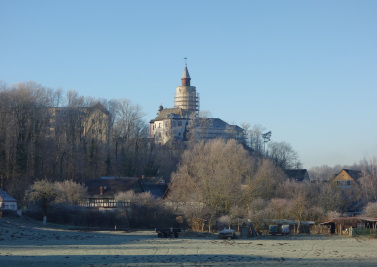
[150,64,245,145]
[48,103,112,146]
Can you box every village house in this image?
[0,189,18,211]
[79,177,168,209]
[332,169,362,198]
[284,169,310,182]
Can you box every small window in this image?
[159,132,161,137]
[165,132,168,136]
[92,129,95,134]
[159,123,161,128]
[178,132,181,136]
[172,121,176,127]
[99,129,102,134]
[347,180,351,186]
[178,121,182,126]
[92,119,95,124]
[342,180,346,186]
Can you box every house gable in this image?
[84,178,143,198]
[0,190,18,211]
[332,169,362,198]
[81,178,144,209]
[285,169,310,182]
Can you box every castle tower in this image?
[174,64,199,114]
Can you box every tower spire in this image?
[181,58,191,86]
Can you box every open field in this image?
[1,217,377,266]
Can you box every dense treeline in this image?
[0,82,171,204]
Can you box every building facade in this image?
[332,169,361,198]
[48,103,112,146]
[150,64,245,145]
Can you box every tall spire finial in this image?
[184,57,187,66]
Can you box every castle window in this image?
[178,121,182,126]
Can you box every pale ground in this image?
[1,218,377,266]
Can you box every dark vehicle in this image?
[218,228,237,240]
[155,228,181,238]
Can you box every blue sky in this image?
[1,0,376,168]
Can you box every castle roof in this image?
[150,107,191,122]
[193,118,244,132]
[285,169,309,182]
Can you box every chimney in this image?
[100,186,103,195]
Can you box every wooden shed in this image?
[320,217,377,235]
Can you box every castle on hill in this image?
[149,64,245,146]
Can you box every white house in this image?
[0,190,18,211]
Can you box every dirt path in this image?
[1,218,377,266]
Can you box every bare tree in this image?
[27,179,59,224]
[54,180,88,205]
[111,98,149,177]
[363,202,377,218]
[169,139,253,230]
[276,180,309,233]
[241,123,267,157]
[115,191,164,228]
[317,183,343,213]
[245,158,286,200]
[359,158,377,202]
[114,190,135,227]
[268,141,302,170]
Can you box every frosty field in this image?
[1,217,377,266]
